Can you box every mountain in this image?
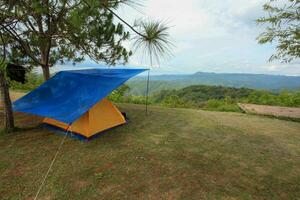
[128,72,300,95]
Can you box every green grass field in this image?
[1,104,300,199]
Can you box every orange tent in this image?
[43,98,126,139]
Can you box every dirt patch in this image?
[238,103,300,119]
[73,180,89,191]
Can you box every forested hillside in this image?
[128,72,300,95]
[111,85,300,113]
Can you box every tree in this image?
[0,67,14,131]
[132,20,174,113]
[108,84,130,102]
[257,0,300,62]
[0,0,133,80]
[0,32,14,131]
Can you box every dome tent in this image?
[13,68,147,140]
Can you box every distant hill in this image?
[128,72,300,95]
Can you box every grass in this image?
[1,104,300,199]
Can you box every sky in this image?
[55,0,300,76]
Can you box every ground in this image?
[1,103,300,199]
[0,91,25,107]
[239,103,300,119]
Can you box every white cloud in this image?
[57,0,299,76]
[260,63,300,76]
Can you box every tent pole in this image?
[145,69,150,115]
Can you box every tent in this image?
[13,68,147,139]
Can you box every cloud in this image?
[57,0,299,76]
[260,63,300,76]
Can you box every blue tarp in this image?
[13,68,147,124]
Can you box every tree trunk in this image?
[0,70,14,130]
[42,65,50,81]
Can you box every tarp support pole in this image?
[145,69,150,115]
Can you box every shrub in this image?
[108,84,131,102]
[161,95,187,108]
[204,98,241,112]
[8,73,43,91]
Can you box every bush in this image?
[108,84,131,102]
[204,97,241,112]
[108,84,153,105]
[9,73,43,91]
[161,95,187,108]
[243,90,300,107]
[121,96,149,105]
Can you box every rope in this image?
[145,69,150,115]
[33,126,71,200]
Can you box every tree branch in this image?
[104,6,146,38]
[0,31,6,65]
[82,0,147,38]
[0,24,42,66]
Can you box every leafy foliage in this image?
[176,85,254,101]
[244,90,300,107]
[123,85,300,112]
[133,20,173,65]
[8,73,43,91]
[257,0,300,62]
[108,84,130,102]
[161,95,187,108]
[0,0,133,77]
[204,98,241,112]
